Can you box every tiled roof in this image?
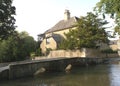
[45,16,79,33]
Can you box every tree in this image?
[20,35,36,57]
[0,0,16,40]
[16,31,36,59]
[18,31,29,38]
[59,12,108,50]
[94,0,120,18]
[0,31,36,62]
[95,0,120,34]
[0,35,19,62]
[114,26,120,34]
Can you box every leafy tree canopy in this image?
[95,0,120,18]
[0,0,16,40]
[59,12,108,50]
[0,31,36,62]
[95,0,120,34]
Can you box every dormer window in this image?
[38,34,45,42]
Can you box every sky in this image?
[13,0,100,40]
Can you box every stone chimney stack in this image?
[64,9,70,21]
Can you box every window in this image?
[46,38,50,44]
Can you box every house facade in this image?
[38,10,119,58]
[38,10,79,53]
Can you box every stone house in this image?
[38,10,118,57]
[38,10,79,53]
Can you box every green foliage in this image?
[0,0,16,40]
[0,36,18,62]
[0,31,36,62]
[46,48,52,55]
[35,48,42,56]
[95,0,120,33]
[59,12,108,50]
[30,52,35,59]
[58,39,70,50]
[21,36,36,57]
[101,49,117,54]
[114,26,120,35]
[18,31,29,38]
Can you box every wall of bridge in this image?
[0,57,110,81]
[8,57,104,80]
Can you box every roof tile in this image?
[45,16,79,33]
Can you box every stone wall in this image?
[47,49,119,58]
[48,49,85,58]
[0,68,9,81]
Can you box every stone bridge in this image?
[0,57,115,81]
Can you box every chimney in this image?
[64,9,70,21]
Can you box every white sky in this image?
[13,0,100,40]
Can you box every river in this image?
[0,63,120,86]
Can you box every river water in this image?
[0,64,120,86]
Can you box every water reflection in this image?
[109,64,120,86]
[0,64,120,86]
